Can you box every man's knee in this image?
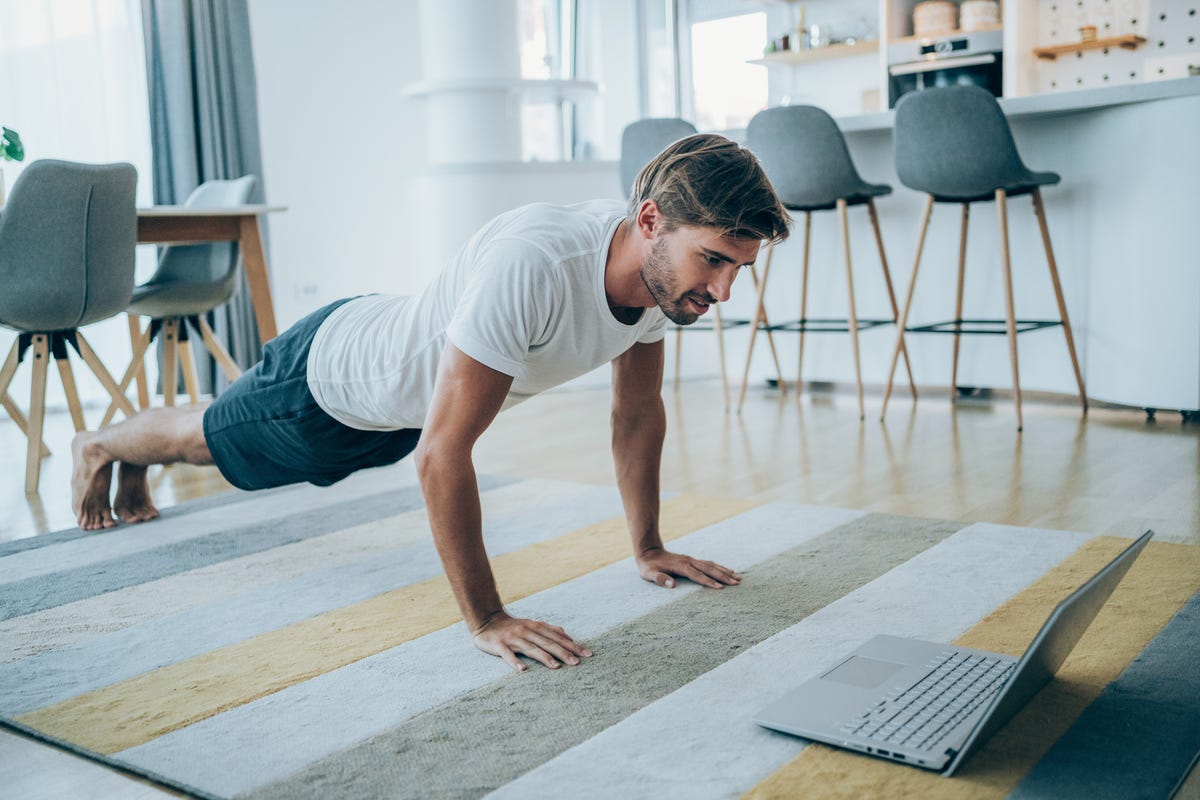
[183,405,215,465]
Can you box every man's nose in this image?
[707,265,739,303]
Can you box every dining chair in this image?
[881,85,1087,431]
[741,105,915,418]
[0,159,139,493]
[103,175,256,422]
[620,118,752,409]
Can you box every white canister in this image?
[913,0,958,37]
[960,0,1000,32]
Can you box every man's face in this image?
[640,226,762,325]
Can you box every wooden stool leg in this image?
[838,199,865,420]
[1032,189,1088,412]
[996,189,1023,432]
[737,248,779,412]
[73,332,138,420]
[713,305,729,410]
[797,212,812,396]
[128,313,150,410]
[25,334,49,494]
[674,328,683,388]
[54,345,87,433]
[162,318,179,407]
[882,195,935,420]
[950,203,970,400]
[868,200,916,400]
[195,314,243,382]
[102,323,155,428]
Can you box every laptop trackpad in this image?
[822,656,906,689]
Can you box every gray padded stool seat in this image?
[0,159,139,492]
[107,176,256,416]
[620,119,749,408]
[741,105,914,418]
[881,86,1087,431]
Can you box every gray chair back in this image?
[619,118,698,199]
[894,85,1047,201]
[146,175,257,291]
[0,159,137,331]
[747,105,881,211]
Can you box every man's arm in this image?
[610,340,740,590]
[416,342,591,671]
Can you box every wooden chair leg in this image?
[128,313,150,410]
[797,212,812,396]
[54,346,87,433]
[950,203,970,400]
[712,305,730,410]
[996,189,1023,432]
[102,323,155,428]
[868,200,917,400]
[673,328,683,388]
[737,247,783,412]
[194,314,244,383]
[179,335,201,405]
[838,199,865,420]
[73,331,138,420]
[162,318,179,407]
[1032,189,1088,412]
[25,334,49,494]
[0,340,50,457]
[882,195,935,421]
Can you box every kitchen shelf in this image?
[889,23,1003,46]
[749,39,879,66]
[1032,34,1147,60]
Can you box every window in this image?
[687,11,768,131]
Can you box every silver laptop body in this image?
[753,530,1153,776]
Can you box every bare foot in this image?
[71,432,117,531]
[114,462,159,524]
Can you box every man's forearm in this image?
[611,397,667,555]
[416,448,504,632]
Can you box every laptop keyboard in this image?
[839,651,1015,752]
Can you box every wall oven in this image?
[887,28,1004,108]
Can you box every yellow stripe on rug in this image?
[743,538,1200,800]
[18,493,757,755]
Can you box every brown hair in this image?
[627,133,791,244]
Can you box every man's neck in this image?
[604,219,652,313]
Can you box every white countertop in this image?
[838,76,1200,133]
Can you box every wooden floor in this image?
[3,382,1198,798]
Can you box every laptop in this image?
[753,530,1153,776]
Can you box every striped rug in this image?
[1,464,1197,799]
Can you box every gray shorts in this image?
[202,298,421,491]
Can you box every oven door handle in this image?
[889,53,997,76]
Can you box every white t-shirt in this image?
[306,200,668,431]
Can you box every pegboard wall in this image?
[1036,0,1200,92]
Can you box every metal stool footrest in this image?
[770,317,895,334]
[670,317,753,333]
[906,318,1063,335]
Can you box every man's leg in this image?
[71,403,212,530]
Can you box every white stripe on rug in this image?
[0,481,628,714]
[0,462,420,585]
[487,523,1096,800]
[0,479,618,665]
[116,504,865,797]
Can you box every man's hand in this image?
[636,547,741,590]
[472,611,594,672]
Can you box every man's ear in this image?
[634,200,662,240]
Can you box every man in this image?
[71,133,792,671]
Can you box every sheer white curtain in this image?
[0,0,156,408]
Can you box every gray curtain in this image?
[142,0,266,394]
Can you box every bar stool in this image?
[620,118,750,408]
[739,105,915,418]
[881,86,1087,431]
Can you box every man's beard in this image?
[640,238,715,326]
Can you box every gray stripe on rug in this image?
[246,512,965,800]
[1008,590,1200,800]
[0,475,513,621]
